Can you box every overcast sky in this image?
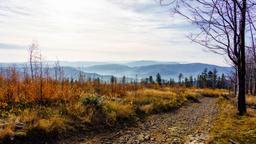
[0,0,228,66]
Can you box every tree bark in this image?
[238,65,246,115]
[237,0,247,115]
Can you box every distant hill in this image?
[83,64,132,76]
[82,63,232,80]
[47,67,104,80]
[47,61,111,67]
[124,60,179,67]
[133,63,231,79]
[0,65,112,81]
[0,61,232,81]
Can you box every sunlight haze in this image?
[0,0,227,66]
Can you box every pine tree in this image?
[207,70,213,88]
[213,68,218,88]
[189,76,193,87]
[122,76,126,84]
[169,78,175,86]
[156,73,162,85]
[149,76,154,84]
[184,77,189,87]
[178,73,183,84]
[110,76,117,84]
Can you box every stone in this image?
[150,137,155,141]
[172,138,181,144]
[144,135,150,140]
[15,122,24,130]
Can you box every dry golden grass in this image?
[209,97,256,144]
[36,115,67,133]
[0,87,229,143]
[126,88,203,114]
[246,95,256,107]
[65,102,91,123]
[0,118,15,140]
[0,68,231,143]
[0,126,14,140]
[104,101,135,120]
[196,88,229,97]
[19,109,38,124]
[139,104,154,114]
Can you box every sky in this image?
[0,0,228,66]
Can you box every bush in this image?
[104,101,135,122]
[35,115,67,133]
[65,102,96,124]
[81,95,102,108]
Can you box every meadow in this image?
[209,95,256,143]
[0,68,230,143]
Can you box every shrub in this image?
[65,102,94,124]
[35,115,67,133]
[104,101,135,121]
[81,95,102,108]
[21,115,69,144]
[18,109,38,127]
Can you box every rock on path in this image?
[62,97,219,144]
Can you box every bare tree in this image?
[160,0,256,115]
[39,52,44,103]
[28,41,40,79]
[28,41,45,103]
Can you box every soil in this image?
[60,97,219,144]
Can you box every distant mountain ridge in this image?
[82,62,232,80]
[124,60,179,67]
[0,61,232,81]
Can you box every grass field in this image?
[209,96,256,143]
[0,86,229,143]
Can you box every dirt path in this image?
[64,97,219,144]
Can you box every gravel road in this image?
[62,97,219,144]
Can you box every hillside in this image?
[0,61,232,81]
[124,60,179,67]
[82,62,232,80]
[0,66,111,81]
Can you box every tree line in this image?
[111,68,228,89]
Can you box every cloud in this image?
[0,42,23,49]
[0,0,227,66]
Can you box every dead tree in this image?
[28,41,40,79]
[28,41,44,103]
[161,0,256,115]
[29,42,37,79]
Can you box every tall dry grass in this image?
[0,68,230,143]
[209,97,256,143]
[246,95,256,107]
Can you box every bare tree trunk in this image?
[238,0,247,115]
[40,59,43,104]
[234,71,238,96]
[254,69,256,95]
[30,51,34,79]
[238,65,246,114]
